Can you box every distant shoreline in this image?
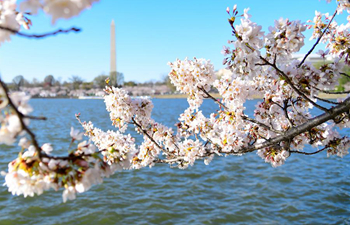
[152,93,348,99]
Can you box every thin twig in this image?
[313,96,339,105]
[317,89,350,94]
[0,26,81,39]
[199,87,228,110]
[0,80,43,157]
[282,99,295,127]
[290,146,328,155]
[131,117,164,151]
[298,9,337,67]
[310,84,350,94]
[23,115,47,120]
[340,72,350,79]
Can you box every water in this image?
[0,98,349,225]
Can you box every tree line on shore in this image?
[6,72,176,92]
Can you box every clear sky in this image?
[0,0,342,83]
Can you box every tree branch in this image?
[318,89,350,94]
[290,146,328,155]
[131,117,164,151]
[199,87,228,110]
[313,96,339,105]
[222,97,350,154]
[0,26,81,39]
[340,72,350,79]
[0,79,43,158]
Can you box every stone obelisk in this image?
[110,20,117,86]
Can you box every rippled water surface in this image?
[0,98,349,225]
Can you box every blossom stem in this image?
[131,117,164,151]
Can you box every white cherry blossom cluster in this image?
[308,9,350,62]
[0,0,27,45]
[80,120,137,171]
[257,147,290,168]
[20,0,100,24]
[177,108,208,138]
[234,8,264,52]
[328,23,350,61]
[327,137,350,157]
[334,0,350,14]
[223,7,264,77]
[168,57,216,109]
[177,139,205,167]
[307,11,337,42]
[2,127,112,202]
[104,86,134,132]
[265,18,306,59]
[214,75,261,111]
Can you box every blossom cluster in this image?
[265,18,306,59]
[223,7,264,77]
[21,0,99,24]
[168,57,216,109]
[2,127,112,202]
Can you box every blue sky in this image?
[0,0,341,83]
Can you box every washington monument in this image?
[110,20,117,86]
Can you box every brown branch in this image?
[340,72,350,79]
[0,80,43,157]
[199,87,228,110]
[23,115,47,120]
[282,99,295,127]
[310,84,350,94]
[298,9,337,67]
[290,146,328,155]
[131,117,164,151]
[313,96,339,105]
[233,96,350,154]
[0,26,81,39]
[317,89,350,94]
